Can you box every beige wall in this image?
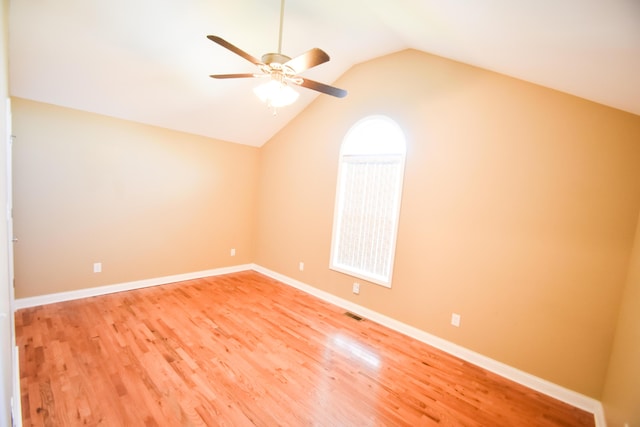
[12,98,259,298]
[602,210,640,426]
[254,49,640,398]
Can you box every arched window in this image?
[330,116,406,287]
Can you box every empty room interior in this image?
[1,0,640,426]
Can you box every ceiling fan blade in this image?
[207,35,262,65]
[210,73,257,79]
[297,78,347,98]
[284,48,330,74]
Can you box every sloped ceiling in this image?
[8,0,640,147]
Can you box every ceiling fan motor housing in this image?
[261,53,291,67]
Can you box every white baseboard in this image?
[12,345,21,427]
[251,264,607,427]
[14,264,253,309]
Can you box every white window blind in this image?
[330,116,406,287]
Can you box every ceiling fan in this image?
[207,0,347,108]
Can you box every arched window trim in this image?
[329,115,407,287]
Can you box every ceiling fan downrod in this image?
[261,0,290,67]
[277,0,285,55]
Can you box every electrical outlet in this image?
[230,248,236,256]
[299,262,304,271]
[352,282,360,294]
[451,313,461,327]
[93,262,102,273]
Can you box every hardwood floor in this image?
[16,271,595,426]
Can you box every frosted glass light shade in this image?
[253,80,299,108]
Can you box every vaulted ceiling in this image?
[9,0,640,147]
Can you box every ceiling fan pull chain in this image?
[277,0,285,54]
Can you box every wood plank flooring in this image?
[15,271,595,426]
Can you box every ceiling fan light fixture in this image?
[253,79,299,108]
